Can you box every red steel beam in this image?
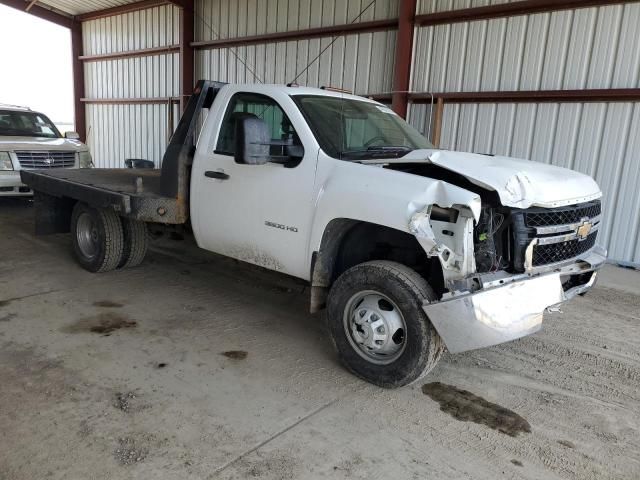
[391,0,417,118]
[76,0,171,21]
[71,21,86,141]
[191,19,398,50]
[415,0,640,27]
[369,88,640,104]
[79,45,180,62]
[80,97,180,105]
[179,0,194,111]
[0,0,74,28]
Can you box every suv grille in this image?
[16,151,76,169]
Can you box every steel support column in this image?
[179,0,194,112]
[70,21,86,142]
[391,0,417,118]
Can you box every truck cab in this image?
[20,81,606,388]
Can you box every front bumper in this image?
[0,172,32,196]
[424,245,606,353]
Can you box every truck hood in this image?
[377,149,602,209]
[0,136,87,152]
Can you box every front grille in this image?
[525,201,601,227]
[532,231,598,266]
[16,151,76,169]
[511,200,601,271]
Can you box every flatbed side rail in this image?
[21,170,131,213]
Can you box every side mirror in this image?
[234,117,270,165]
[65,131,80,139]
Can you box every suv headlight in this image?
[78,151,93,168]
[0,152,13,170]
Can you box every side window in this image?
[215,92,301,156]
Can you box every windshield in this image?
[0,110,61,138]
[292,95,432,159]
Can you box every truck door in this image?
[190,91,316,280]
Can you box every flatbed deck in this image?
[21,168,186,223]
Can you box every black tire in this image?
[71,202,124,273]
[326,260,443,388]
[118,217,148,269]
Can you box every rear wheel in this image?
[326,260,443,388]
[118,217,148,268]
[71,202,123,273]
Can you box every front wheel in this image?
[326,261,443,388]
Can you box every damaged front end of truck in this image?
[402,151,607,353]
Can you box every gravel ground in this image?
[0,197,639,480]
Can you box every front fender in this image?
[306,158,482,312]
[308,157,481,264]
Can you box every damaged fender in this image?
[408,206,477,279]
[406,179,480,280]
[308,157,482,311]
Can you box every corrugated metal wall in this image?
[411,3,640,92]
[417,0,514,14]
[194,0,398,94]
[407,2,640,264]
[82,5,180,168]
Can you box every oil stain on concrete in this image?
[93,300,124,308]
[0,313,17,322]
[62,312,137,335]
[422,382,531,437]
[221,350,248,360]
[558,439,575,448]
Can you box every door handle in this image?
[205,170,229,180]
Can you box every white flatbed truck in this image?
[21,80,606,387]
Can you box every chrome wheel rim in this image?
[76,212,99,260]
[343,290,407,365]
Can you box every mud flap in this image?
[33,191,75,235]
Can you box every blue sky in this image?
[0,4,74,125]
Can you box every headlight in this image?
[78,151,93,168]
[0,152,13,170]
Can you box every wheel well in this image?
[310,219,445,313]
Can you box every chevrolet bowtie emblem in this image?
[576,221,592,240]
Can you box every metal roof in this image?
[21,0,142,16]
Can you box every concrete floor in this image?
[1,197,639,480]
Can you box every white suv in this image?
[0,104,92,196]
